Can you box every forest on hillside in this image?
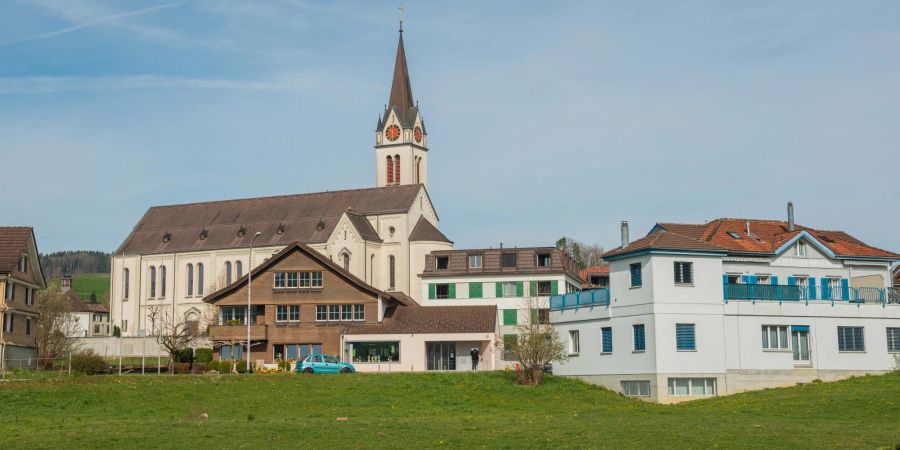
[40,251,111,277]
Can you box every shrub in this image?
[174,348,193,363]
[70,350,107,375]
[194,348,213,363]
[192,362,208,373]
[206,360,220,373]
[173,362,191,374]
[234,360,247,374]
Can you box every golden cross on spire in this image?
[398,3,404,32]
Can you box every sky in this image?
[1,0,899,255]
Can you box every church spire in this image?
[387,26,415,126]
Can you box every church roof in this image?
[116,185,423,255]
[408,216,452,243]
[346,211,382,243]
[382,31,417,128]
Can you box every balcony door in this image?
[791,326,811,365]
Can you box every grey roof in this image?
[408,216,452,243]
[116,185,422,255]
[346,212,382,243]
[344,305,496,335]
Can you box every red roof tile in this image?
[0,227,32,274]
[344,305,496,335]
[603,230,727,258]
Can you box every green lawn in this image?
[70,273,110,303]
[0,371,897,449]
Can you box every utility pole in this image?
[247,232,262,374]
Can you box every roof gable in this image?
[603,230,727,259]
[408,216,452,243]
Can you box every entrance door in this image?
[791,327,811,364]
[426,342,456,371]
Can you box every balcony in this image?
[550,289,610,311]
[208,324,268,342]
[724,283,900,306]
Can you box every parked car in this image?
[296,354,356,374]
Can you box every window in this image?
[386,155,394,184]
[186,264,194,296]
[276,306,288,322]
[601,327,613,353]
[25,317,31,335]
[160,266,166,297]
[286,272,298,288]
[630,263,642,287]
[537,308,550,325]
[347,341,399,363]
[726,274,741,284]
[316,305,327,321]
[761,325,790,350]
[837,326,865,352]
[149,266,157,298]
[674,262,693,285]
[668,378,716,396]
[756,275,770,285]
[676,323,696,351]
[887,328,900,353]
[290,305,300,321]
[389,256,396,289]
[435,284,450,299]
[537,281,552,296]
[633,324,646,352]
[342,305,353,321]
[18,255,27,273]
[436,256,449,270]
[502,309,517,326]
[354,304,364,321]
[220,306,259,325]
[502,334,518,360]
[236,261,243,278]
[621,380,651,397]
[727,231,742,240]
[536,253,551,267]
[795,241,807,257]
[123,268,130,299]
[197,264,204,296]
[394,154,400,184]
[501,281,517,298]
[468,254,482,269]
[569,330,580,355]
[501,252,517,268]
[225,261,232,285]
[299,272,310,287]
[274,272,286,288]
[329,305,340,321]
[25,288,33,306]
[311,272,323,288]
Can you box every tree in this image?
[496,296,568,385]
[556,236,604,269]
[34,285,80,369]
[149,305,201,373]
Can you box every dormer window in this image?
[795,241,807,257]
[501,252,517,268]
[536,253,551,268]
[436,256,449,270]
[18,255,27,273]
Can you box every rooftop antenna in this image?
[398,3,404,33]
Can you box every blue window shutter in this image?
[722,275,729,285]
[234,345,243,360]
[771,276,778,285]
[787,277,796,285]
[808,277,817,299]
[748,275,758,285]
[221,345,231,360]
[602,328,613,353]
[741,275,750,284]
[840,278,849,300]
[676,323,696,351]
[820,277,830,299]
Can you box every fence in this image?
[549,289,610,311]
[724,283,900,306]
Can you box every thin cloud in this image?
[0,1,186,48]
[0,74,324,94]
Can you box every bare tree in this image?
[556,237,604,269]
[152,306,201,373]
[496,296,568,385]
[34,286,80,369]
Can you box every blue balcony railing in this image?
[550,289,610,311]
[724,283,898,306]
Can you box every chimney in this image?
[61,275,72,293]
[787,201,795,232]
[621,221,630,248]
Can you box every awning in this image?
[791,325,810,332]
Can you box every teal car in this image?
[296,354,356,374]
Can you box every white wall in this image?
[343,332,496,372]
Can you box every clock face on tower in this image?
[414,126,423,143]
[385,125,401,142]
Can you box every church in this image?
[109,28,453,336]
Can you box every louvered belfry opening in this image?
[386,156,394,184]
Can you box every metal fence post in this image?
[68,352,72,375]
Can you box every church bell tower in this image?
[375,23,428,188]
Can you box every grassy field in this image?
[0,372,897,449]
[70,273,110,303]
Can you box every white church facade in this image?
[109,29,452,337]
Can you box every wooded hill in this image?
[40,251,111,278]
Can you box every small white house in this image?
[552,206,900,403]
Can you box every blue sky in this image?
[1,1,899,254]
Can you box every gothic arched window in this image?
[123,268,130,300]
[186,263,194,296]
[416,157,421,184]
[386,156,394,184]
[342,253,350,272]
[236,260,243,278]
[225,261,232,285]
[149,266,156,298]
[389,255,396,289]
[160,265,167,298]
[197,263,204,296]
[394,154,401,184]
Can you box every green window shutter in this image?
[530,308,538,324]
[516,281,524,297]
[428,283,436,300]
[496,282,503,298]
[448,283,456,299]
[503,309,518,326]
[551,280,559,296]
[469,282,482,299]
[529,281,537,297]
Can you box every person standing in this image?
[470,347,480,371]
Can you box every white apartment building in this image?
[420,247,582,368]
[552,205,900,403]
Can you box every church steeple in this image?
[375,23,428,189]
